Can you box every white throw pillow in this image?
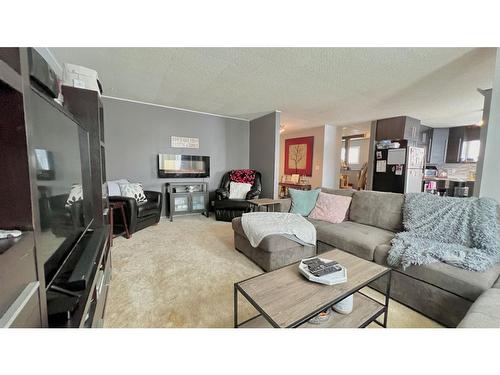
[107,179,129,196]
[65,184,83,207]
[118,182,147,203]
[229,181,252,199]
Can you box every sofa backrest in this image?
[349,190,404,232]
[320,187,355,198]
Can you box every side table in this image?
[247,198,284,212]
[108,201,131,247]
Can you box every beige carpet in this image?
[104,215,441,328]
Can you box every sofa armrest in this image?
[278,198,291,213]
[109,196,138,231]
[144,190,162,207]
[216,188,229,200]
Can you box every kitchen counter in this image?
[423,177,475,183]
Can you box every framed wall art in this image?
[284,136,314,176]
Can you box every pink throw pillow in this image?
[308,192,352,224]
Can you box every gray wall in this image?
[103,98,250,214]
[477,49,500,202]
[249,112,280,198]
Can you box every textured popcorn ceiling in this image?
[50,48,496,131]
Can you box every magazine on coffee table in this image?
[299,256,347,285]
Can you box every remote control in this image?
[311,263,342,277]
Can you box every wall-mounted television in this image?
[158,154,210,178]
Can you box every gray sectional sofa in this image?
[458,278,500,328]
[231,188,500,327]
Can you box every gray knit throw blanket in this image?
[387,193,500,272]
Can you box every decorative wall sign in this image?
[284,136,314,176]
[171,136,200,149]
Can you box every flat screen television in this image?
[158,154,210,178]
[30,88,92,285]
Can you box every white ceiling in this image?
[50,48,497,131]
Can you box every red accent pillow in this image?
[230,169,256,185]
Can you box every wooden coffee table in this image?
[234,249,391,328]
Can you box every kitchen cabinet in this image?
[376,116,421,143]
[418,125,431,148]
[427,128,449,165]
[419,125,431,161]
[445,125,481,163]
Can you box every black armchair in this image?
[40,194,85,237]
[214,170,262,222]
[109,190,163,234]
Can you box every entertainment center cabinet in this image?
[0,48,110,328]
[165,182,209,221]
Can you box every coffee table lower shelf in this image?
[238,292,385,328]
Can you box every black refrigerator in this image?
[373,142,425,194]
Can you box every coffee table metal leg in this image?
[234,285,238,328]
[383,270,392,328]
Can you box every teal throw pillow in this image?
[289,188,320,216]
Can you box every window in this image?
[341,140,346,162]
[341,136,367,170]
[348,145,360,165]
[461,140,480,162]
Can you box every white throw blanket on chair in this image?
[241,212,316,247]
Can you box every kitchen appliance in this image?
[372,141,425,194]
[424,165,438,177]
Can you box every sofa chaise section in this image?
[372,243,500,326]
[458,287,500,328]
[232,217,316,271]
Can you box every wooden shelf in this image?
[238,292,384,328]
[0,60,22,93]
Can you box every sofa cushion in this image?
[458,288,500,328]
[320,188,355,220]
[308,192,352,224]
[119,182,147,203]
[231,217,305,253]
[137,201,159,218]
[306,218,332,229]
[289,188,320,216]
[373,244,500,301]
[316,221,395,261]
[494,277,500,289]
[350,190,404,232]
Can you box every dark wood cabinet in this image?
[446,126,465,163]
[1,49,110,328]
[375,116,421,143]
[0,49,42,327]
